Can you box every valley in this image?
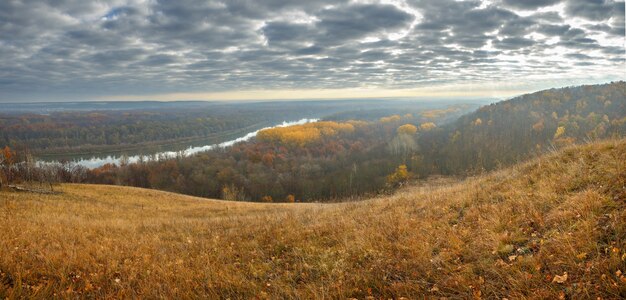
[1,0,624,298]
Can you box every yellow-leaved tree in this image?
[380,115,402,123]
[554,126,565,139]
[419,122,436,131]
[257,121,354,147]
[397,124,417,135]
[386,164,410,187]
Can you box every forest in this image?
[1,82,624,202]
[417,81,626,175]
[84,111,453,201]
[0,100,475,156]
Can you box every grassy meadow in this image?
[1,139,625,299]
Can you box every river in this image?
[39,118,318,169]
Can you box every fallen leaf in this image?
[546,274,552,281]
[508,255,517,262]
[552,272,568,284]
[472,289,482,299]
[84,281,93,292]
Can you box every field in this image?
[1,139,625,299]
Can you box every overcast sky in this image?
[0,0,624,102]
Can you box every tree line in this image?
[2,82,623,202]
[0,101,475,155]
[84,115,441,201]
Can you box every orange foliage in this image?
[285,194,295,203]
[261,153,274,166]
[532,120,545,132]
[257,121,355,147]
[2,146,14,165]
[379,115,402,123]
[421,107,461,119]
[419,122,436,131]
[386,164,410,186]
[397,124,418,135]
[347,120,369,128]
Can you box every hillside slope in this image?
[1,139,625,298]
[419,81,626,175]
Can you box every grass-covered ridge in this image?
[1,139,625,298]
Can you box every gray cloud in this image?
[493,37,536,49]
[501,0,561,10]
[0,0,624,101]
[316,4,414,43]
[564,0,623,21]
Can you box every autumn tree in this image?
[419,122,436,131]
[389,125,417,161]
[386,164,410,187]
[0,148,5,188]
[1,146,14,186]
[222,184,245,201]
[261,153,274,166]
[380,115,402,123]
[554,126,565,139]
[257,121,355,147]
[397,124,417,135]
[285,194,295,203]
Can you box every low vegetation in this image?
[1,139,624,298]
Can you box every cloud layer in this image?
[0,0,624,101]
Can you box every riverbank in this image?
[36,119,318,169]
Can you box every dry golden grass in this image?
[1,139,625,299]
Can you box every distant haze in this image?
[0,0,624,102]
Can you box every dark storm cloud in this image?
[0,0,624,101]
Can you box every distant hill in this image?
[418,81,626,175]
[1,139,624,298]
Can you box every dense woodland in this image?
[417,81,626,175]
[84,110,458,201]
[0,100,473,155]
[1,82,624,202]
[0,104,312,154]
